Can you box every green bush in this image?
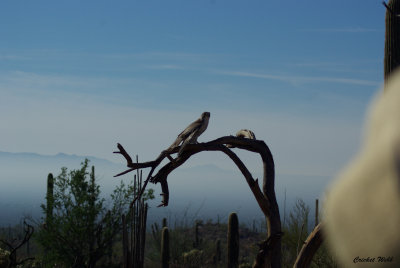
[35,159,153,267]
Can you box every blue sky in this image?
[0,0,385,179]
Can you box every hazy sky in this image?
[0,1,385,178]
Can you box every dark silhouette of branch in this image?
[0,220,35,266]
[114,143,178,208]
[253,232,284,268]
[115,131,283,267]
[293,222,324,268]
[383,1,394,14]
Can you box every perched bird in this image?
[226,129,256,148]
[235,129,256,140]
[169,112,211,156]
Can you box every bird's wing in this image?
[169,118,202,149]
[177,117,208,156]
[178,119,202,139]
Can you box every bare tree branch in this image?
[114,122,282,267]
[293,222,324,268]
[115,136,275,210]
[0,221,35,266]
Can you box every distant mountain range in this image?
[0,150,119,166]
[0,151,332,227]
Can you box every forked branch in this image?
[0,221,35,266]
[114,119,282,267]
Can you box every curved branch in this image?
[144,139,273,214]
[115,136,278,217]
[114,134,282,267]
[293,222,324,268]
[219,146,271,217]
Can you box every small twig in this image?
[113,143,159,177]
[113,143,133,166]
[383,1,393,14]
[114,168,135,177]
[383,1,400,17]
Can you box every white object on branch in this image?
[236,129,256,139]
[226,129,256,148]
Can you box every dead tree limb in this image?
[293,222,324,268]
[114,143,180,208]
[253,231,284,268]
[115,134,282,267]
[0,220,35,266]
[114,112,283,268]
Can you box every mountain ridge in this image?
[0,150,119,165]
[0,150,234,173]
[0,150,330,227]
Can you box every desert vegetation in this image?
[0,165,337,268]
[0,123,336,267]
[1,2,398,266]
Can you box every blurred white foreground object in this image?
[325,71,400,267]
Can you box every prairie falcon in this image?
[169,112,210,156]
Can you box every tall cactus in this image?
[89,166,96,207]
[227,212,239,268]
[45,173,54,225]
[315,199,319,228]
[384,0,400,84]
[193,220,201,248]
[89,166,96,258]
[216,239,221,263]
[161,227,170,268]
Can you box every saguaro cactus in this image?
[46,173,54,225]
[89,166,96,258]
[161,227,170,268]
[193,220,202,248]
[314,199,319,228]
[89,166,96,206]
[227,212,239,268]
[384,0,400,83]
[216,239,221,263]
